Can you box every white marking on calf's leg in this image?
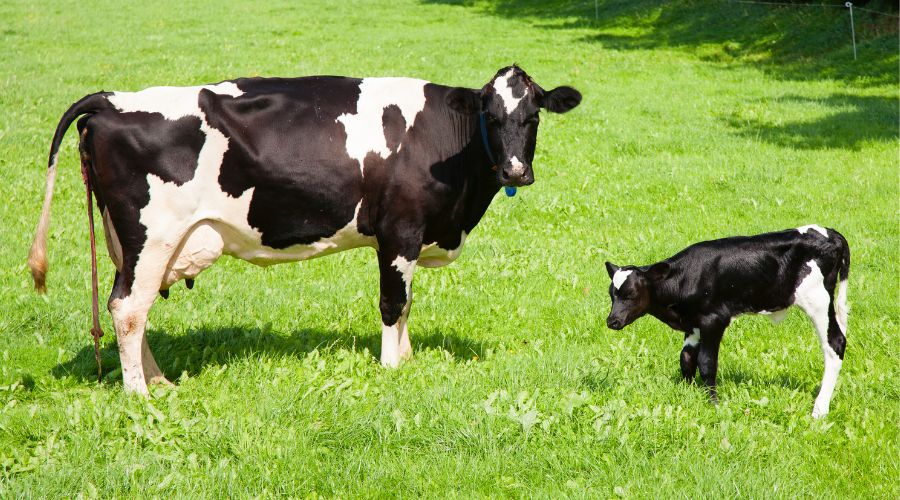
[684,329,701,348]
[612,269,633,289]
[794,260,842,418]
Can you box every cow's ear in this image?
[446,88,481,115]
[605,261,619,278]
[645,262,671,281]
[540,86,582,114]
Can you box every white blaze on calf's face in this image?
[612,269,633,290]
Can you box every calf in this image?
[605,225,850,418]
[29,66,581,395]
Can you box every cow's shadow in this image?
[51,326,490,384]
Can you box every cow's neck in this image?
[433,109,501,235]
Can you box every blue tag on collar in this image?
[504,186,517,197]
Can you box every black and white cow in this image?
[604,226,850,418]
[29,66,581,394]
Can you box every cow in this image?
[604,226,850,418]
[28,66,582,395]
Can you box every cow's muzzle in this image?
[498,160,534,187]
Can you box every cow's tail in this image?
[29,92,112,293]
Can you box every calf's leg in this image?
[795,264,846,418]
[680,329,700,382]
[376,242,419,367]
[697,324,726,404]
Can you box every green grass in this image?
[1,0,897,497]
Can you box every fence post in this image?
[845,2,857,60]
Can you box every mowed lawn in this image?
[1,0,897,497]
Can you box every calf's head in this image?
[604,261,670,330]
[446,65,582,187]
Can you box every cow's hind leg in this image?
[795,262,846,418]
[109,245,175,395]
[141,335,171,385]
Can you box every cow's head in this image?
[446,65,582,187]
[604,261,668,330]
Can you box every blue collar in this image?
[479,112,497,165]
[479,112,516,197]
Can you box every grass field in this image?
[1,0,897,496]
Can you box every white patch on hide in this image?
[337,78,427,172]
[391,255,417,297]
[797,224,828,237]
[107,81,244,120]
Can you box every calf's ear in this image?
[605,261,619,278]
[540,86,582,114]
[446,88,481,115]
[646,262,671,281]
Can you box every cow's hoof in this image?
[380,356,401,368]
[811,406,828,419]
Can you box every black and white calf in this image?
[29,66,581,395]
[605,225,850,418]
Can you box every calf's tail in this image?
[28,92,112,292]
[833,230,850,333]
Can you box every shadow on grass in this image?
[423,0,898,87]
[725,93,899,149]
[672,367,814,395]
[52,326,491,384]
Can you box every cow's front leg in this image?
[376,243,419,368]
[697,320,727,404]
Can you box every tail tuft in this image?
[28,92,111,293]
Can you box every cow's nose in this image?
[607,318,622,330]
[499,164,534,187]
